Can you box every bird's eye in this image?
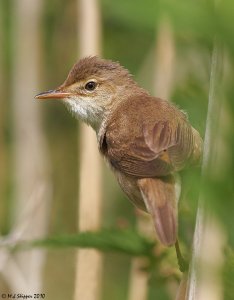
[85,81,97,91]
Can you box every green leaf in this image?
[31,229,156,257]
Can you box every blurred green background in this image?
[0,0,234,299]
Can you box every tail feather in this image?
[138,176,177,246]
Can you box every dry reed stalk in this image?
[0,0,51,293]
[186,42,225,300]
[176,274,188,300]
[153,18,175,99]
[128,212,153,300]
[74,1,103,300]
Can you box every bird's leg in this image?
[175,239,188,272]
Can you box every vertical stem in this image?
[3,0,51,292]
[128,212,153,300]
[74,1,103,300]
[153,17,175,99]
[186,41,225,300]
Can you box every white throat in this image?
[63,97,105,131]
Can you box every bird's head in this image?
[35,56,140,131]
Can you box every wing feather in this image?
[101,96,202,178]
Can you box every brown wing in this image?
[141,119,201,171]
[101,96,202,178]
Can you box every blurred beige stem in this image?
[186,42,225,300]
[74,1,103,300]
[195,218,225,300]
[153,18,175,99]
[128,212,154,300]
[0,0,52,293]
[175,274,188,300]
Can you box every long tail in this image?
[137,175,177,246]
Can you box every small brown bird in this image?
[35,56,202,267]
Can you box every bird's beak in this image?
[35,89,72,100]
